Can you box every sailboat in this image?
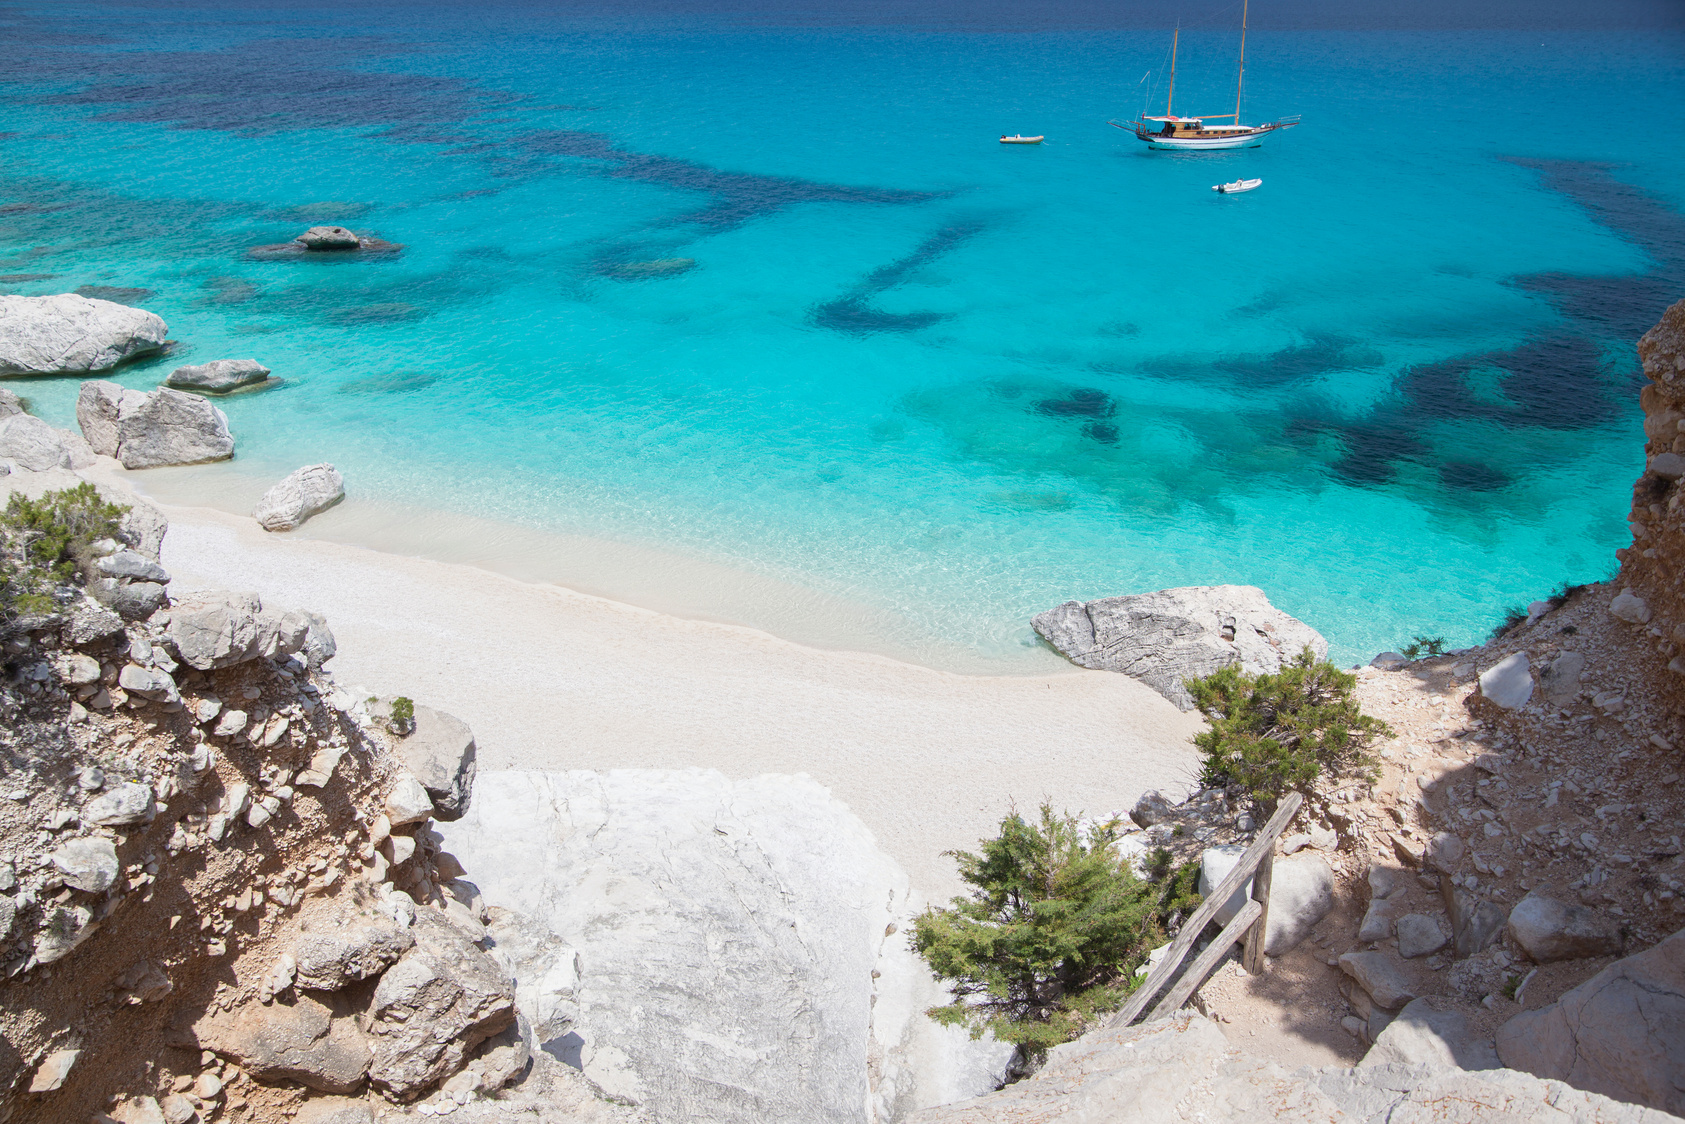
[1111,0,1299,151]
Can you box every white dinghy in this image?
[1213,177,1262,194]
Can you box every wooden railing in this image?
[1109,791,1303,1027]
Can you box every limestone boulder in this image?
[1395,914,1449,960]
[1361,998,1499,1071]
[392,704,476,821]
[1496,927,1685,1115]
[0,413,76,470]
[1478,652,1533,710]
[1507,893,1622,963]
[164,591,312,670]
[254,463,344,531]
[51,835,119,892]
[195,991,371,1093]
[1032,585,1327,710]
[164,358,271,393]
[1340,950,1421,1011]
[294,919,414,991]
[82,780,156,826]
[365,908,516,1100]
[114,387,234,468]
[298,226,361,250]
[1307,1060,1681,1124]
[77,380,147,456]
[91,577,168,621]
[0,388,21,418]
[1199,847,1333,956]
[0,293,167,375]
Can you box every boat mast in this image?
[1233,0,1248,122]
[1167,26,1179,116]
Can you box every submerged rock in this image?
[297,225,361,250]
[0,293,168,375]
[1032,585,1328,711]
[164,358,273,394]
[253,463,344,531]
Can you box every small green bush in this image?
[388,696,416,736]
[0,483,128,622]
[1399,635,1446,660]
[1187,648,1391,805]
[912,804,1200,1060]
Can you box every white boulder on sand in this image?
[164,359,272,394]
[253,464,344,531]
[0,412,95,471]
[0,293,168,375]
[77,381,234,468]
[438,769,1014,1124]
[1032,585,1328,711]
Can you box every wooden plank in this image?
[1148,898,1262,1021]
[1242,844,1276,974]
[1109,791,1302,1028]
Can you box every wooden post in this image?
[1148,899,1261,1022]
[1241,843,1275,974]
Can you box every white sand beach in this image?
[93,467,1207,900]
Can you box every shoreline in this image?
[75,460,1208,900]
[93,458,1060,677]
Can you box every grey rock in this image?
[1361,998,1500,1070]
[301,609,337,668]
[1308,1060,1676,1124]
[164,358,271,393]
[1507,892,1622,963]
[0,412,75,470]
[120,495,168,558]
[392,704,476,821]
[0,894,16,940]
[51,835,119,892]
[196,991,371,1094]
[92,577,168,621]
[1477,652,1533,710]
[295,1099,375,1124]
[1031,585,1328,711]
[33,903,94,963]
[366,908,516,1100]
[1395,914,1449,959]
[82,781,156,826]
[0,293,167,375]
[27,1048,81,1093]
[294,920,414,991]
[54,652,101,685]
[1371,651,1408,670]
[1541,651,1586,705]
[63,600,125,646]
[1444,887,1508,960]
[1610,591,1653,625]
[1359,898,1403,943]
[113,386,234,468]
[254,463,344,531]
[1650,452,1685,480]
[1426,832,1466,874]
[77,380,145,456]
[1200,847,1334,956]
[298,225,361,250]
[1497,927,1685,1115]
[97,549,169,583]
[1339,950,1420,1010]
[384,774,434,827]
[117,663,179,703]
[1130,789,1176,828]
[164,591,311,670]
[1369,864,1411,901]
[0,388,20,417]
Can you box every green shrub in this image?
[912,804,1199,1059]
[1399,634,1446,660]
[0,484,128,622]
[1187,648,1390,805]
[388,696,416,736]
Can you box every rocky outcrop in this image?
[195,992,372,1094]
[1496,928,1685,1115]
[0,293,168,376]
[298,226,361,250]
[1031,585,1328,710]
[162,590,321,670]
[253,463,344,531]
[390,703,476,821]
[438,769,1013,1124]
[164,358,273,394]
[908,1012,1675,1124]
[1621,298,1685,701]
[0,412,94,471]
[76,380,235,468]
[294,919,414,991]
[1361,998,1499,1070]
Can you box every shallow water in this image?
[3,0,1683,667]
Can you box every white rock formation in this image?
[76,381,235,468]
[0,413,81,471]
[1497,927,1684,1115]
[1361,998,1499,1070]
[909,1012,1676,1124]
[253,463,344,531]
[1032,585,1327,711]
[298,226,361,250]
[1478,652,1533,709]
[438,769,1012,1124]
[0,294,167,375]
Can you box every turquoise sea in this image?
[2,0,1683,668]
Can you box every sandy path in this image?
[104,482,1205,900]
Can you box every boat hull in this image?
[1144,132,1266,150]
